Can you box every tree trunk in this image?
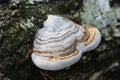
[0,0,120,80]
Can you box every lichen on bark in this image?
[80,0,120,40]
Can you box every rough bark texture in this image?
[0,0,120,80]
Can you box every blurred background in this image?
[0,0,120,80]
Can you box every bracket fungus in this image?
[31,15,101,70]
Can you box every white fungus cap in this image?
[31,15,101,70]
[31,50,82,70]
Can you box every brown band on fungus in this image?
[58,49,79,59]
[83,25,96,46]
[33,40,78,55]
[48,50,79,61]
[78,25,96,46]
[79,28,90,43]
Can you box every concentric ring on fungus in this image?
[31,15,101,70]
